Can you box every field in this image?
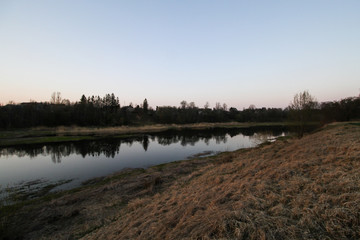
[1,122,359,239]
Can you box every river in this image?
[0,127,287,202]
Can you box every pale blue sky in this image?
[0,0,359,109]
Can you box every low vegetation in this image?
[0,122,295,147]
[1,122,359,239]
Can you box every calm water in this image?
[0,127,287,198]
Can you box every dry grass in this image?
[85,123,360,240]
[1,122,359,240]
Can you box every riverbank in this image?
[0,122,299,147]
[1,122,359,239]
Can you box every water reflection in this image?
[142,136,149,151]
[0,126,287,163]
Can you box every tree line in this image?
[0,92,359,129]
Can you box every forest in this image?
[0,92,359,129]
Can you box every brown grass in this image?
[1,122,359,239]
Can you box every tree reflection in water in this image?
[142,136,149,151]
[0,126,288,163]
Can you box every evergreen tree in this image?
[143,98,148,112]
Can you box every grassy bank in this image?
[0,122,301,147]
[1,122,358,239]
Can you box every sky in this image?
[0,0,359,109]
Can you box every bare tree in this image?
[50,92,62,104]
[51,92,56,104]
[204,102,210,109]
[248,104,256,110]
[61,99,71,105]
[56,92,62,104]
[189,102,196,109]
[289,90,318,137]
[180,100,187,109]
[215,102,221,110]
[222,103,228,111]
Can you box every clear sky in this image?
[0,0,359,109]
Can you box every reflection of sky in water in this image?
[0,130,285,192]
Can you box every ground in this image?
[0,122,359,239]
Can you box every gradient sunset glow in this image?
[1,1,359,109]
